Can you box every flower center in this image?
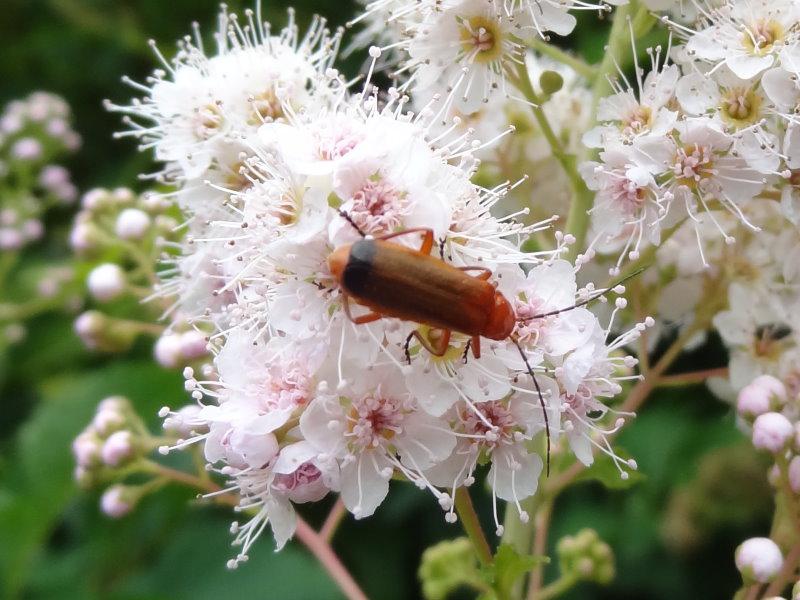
[347,394,406,450]
[249,87,284,124]
[459,16,502,63]
[461,401,518,448]
[348,177,408,235]
[313,121,363,161]
[673,144,715,189]
[754,323,792,358]
[622,104,652,136]
[721,87,761,127]
[272,463,322,492]
[194,103,224,140]
[742,19,783,56]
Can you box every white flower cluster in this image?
[581,0,800,271]
[353,0,617,114]
[107,4,649,564]
[0,92,80,251]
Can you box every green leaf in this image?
[0,361,184,598]
[488,544,545,600]
[575,447,645,490]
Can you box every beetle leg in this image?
[378,228,434,256]
[342,294,383,325]
[461,339,471,363]
[438,237,446,260]
[470,335,481,359]
[405,328,451,362]
[457,266,493,281]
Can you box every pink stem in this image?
[295,517,369,600]
[320,497,348,542]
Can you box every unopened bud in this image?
[179,330,208,361]
[101,430,135,467]
[87,263,126,302]
[752,412,794,453]
[539,70,564,95]
[154,333,183,368]
[100,484,137,518]
[115,208,151,240]
[735,537,783,583]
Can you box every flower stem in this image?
[151,462,368,600]
[295,517,370,600]
[657,367,729,387]
[321,496,348,542]
[510,60,593,260]
[763,542,800,598]
[526,38,597,79]
[454,487,493,566]
[525,499,554,599]
[536,572,580,600]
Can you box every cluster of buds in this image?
[0,92,80,251]
[70,187,205,364]
[732,372,800,593]
[72,396,148,515]
[556,529,615,587]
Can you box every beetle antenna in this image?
[518,267,646,323]
[338,209,367,238]
[511,336,550,477]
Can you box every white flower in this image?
[681,0,800,80]
[300,369,456,518]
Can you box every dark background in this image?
[0,2,771,598]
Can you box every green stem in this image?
[526,38,597,79]
[510,61,593,257]
[537,572,580,600]
[454,487,493,567]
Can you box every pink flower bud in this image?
[87,264,126,302]
[179,330,208,361]
[81,188,107,210]
[751,375,787,404]
[735,537,783,583]
[115,208,151,240]
[100,485,135,518]
[22,219,43,241]
[0,228,24,250]
[11,137,42,160]
[101,430,135,467]
[154,333,183,368]
[92,406,125,437]
[39,165,70,189]
[738,376,786,420]
[72,432,100,468]
[752,412,794,453]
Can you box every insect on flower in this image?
[329,213,557,471]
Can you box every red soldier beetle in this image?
[327,211,641,475]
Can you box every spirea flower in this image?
[114,2,645,566]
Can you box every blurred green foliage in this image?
[0,2,771,599]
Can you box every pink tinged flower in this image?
[752,412,794,453]
[101,430,135,467]
[0,228,24,250]
[735,537,784,583]
[100,485,135,518]
[204,423,280,471]
[272,442,337,504]
[300,381,455,519]
[115,208,151,240]
[87,263,126,302]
